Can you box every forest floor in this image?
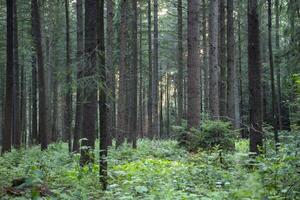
[0,138,299,200]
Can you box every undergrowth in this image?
[0,138,299,199]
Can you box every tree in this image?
[147,0,153,138]
[152,0,159,137]
[64,0,72,153]
[248,0,263,155]
[202,0,209,113]
[177,0,184,124]
[106,0,116,145]
[80,0,97,164]
[187,0,201,128]
[219,0,227,117]
[209,0,220,119]
[129,0,138,147]
[116,0,128,147]
[73,0,83,153]
[31,0,49,150]
[227,0,240,128]
[2,0,14,154]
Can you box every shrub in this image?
[177,120,236,151]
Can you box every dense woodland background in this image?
[0,0,300,199]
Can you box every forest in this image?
[0,0,300,199]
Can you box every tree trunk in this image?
[73,0,83,153]
[219,0,227,118]
[129,0,138,147]
[248,0,263,155]
[268,0,279,151]
[80,0,97,164]
[116,0,128,147]
[152,0,159,137]
[227,0,240,128]
[106,0,116,146]
[64,0,72,153]
[97,0,108,189]
[2,0,14,154]
[187,0,201,128]
[202,0,209,113]
[31,0,49,150]
[275,0,283,130]
[31,52,38,145]
[147,0,153,138]
[139,4,144,138]
[209,0,220,119]
[177,0,184,124]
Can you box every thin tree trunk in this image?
[147,0,153,138]
[275,0,283,130]
[187,0,201,128]
[219,0,227,118]
[32,0,49,150]
[97,0,108,189]
[31,52,38,144]
[116,0,128,147]
[166,74,170,136]
[209,0,220,119]
[106,0,115,146]
[177,0,184,124]
[80,0,97,165]
[2,0,14,154]
[227,0,240,128]
[152,0,159,137]
[268,0,279,151]
[202,0,209,113]
[64,0,72,153]
[139,4,144,138]
[73,0,83,153]
[248,0,263,155]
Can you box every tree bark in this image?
[177,0,184,124]
[187,0,201,128]
[116,0,128,147]
[227,0,240,128]
[147,0,153,138]
[248,0,263,155]
[73,0,83,153]
[202,0,209,113]
[209,0,220,119]
[219,0,227,118]
[80,0,97,164]
[2,0,14,154]
[31,0,49,150]
[64,0,72,153]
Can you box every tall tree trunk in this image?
[248,0,263,155]
[227,0,240,128]
[268,0,279,151]
[32,0,49,150]
[147,0,153,138]
[116,0,128,147]
[209,0,220,119]
[73,0,83,153]
[166,74,170,136]
[275,0,283,130]
[31,52,38,144]
[129,0,138,147]
[64,0,72,153]
[139,4,144,138]
[80,0,97,164]
[152,0,159,137]
[2,0,14,154]
[202,0,209,113]
[187,0,201,128]
[238,0,244,137]
[177,0,184,124]
[97,0,108,189]
[106,0,116,145]
[12,0,21,149]
[219,0,227,118]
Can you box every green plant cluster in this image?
[175,120,236,152]
[0,137,299,199]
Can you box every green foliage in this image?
[176,120,235,152]
[0,137,300,199]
